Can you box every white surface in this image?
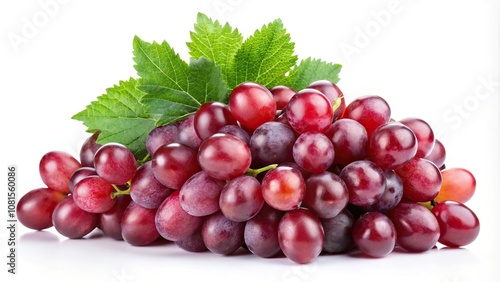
[1,0,499,281]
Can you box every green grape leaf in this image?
[187,13,243,82]
[285,58,342,90]
[228,19,297,88]
[133,36,193,125]
[71,78,155,160]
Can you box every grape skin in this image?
[278,209,324,264]
[244,204,284,258]
[249,121,296,167]
[261,166,305,211]
[39,151,82,194]
[286,89,334,134]
[121,202,160,246]
[198,133,251,180]
[155,191,205,241]
[130,161,173,209]
[201,211,245,255]
[339,160,386,207]
[73,175,116,213]
[293,132,335,174]
[302,171,349,219]
[432,201,480,247]
[179,171,226,216]
[152,143,201,190]
[100,195,132,240]
[52,196,99,239]
[387,201,440,252]
[17,188,65,230]
[321,209,355,254]
[219,175,264,222]
[352,212,396,258]
[94,143,137,185]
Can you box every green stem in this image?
[246,164,278,178]
[111,184,130,199]
[137,153,151,166]
[332,96,343,113]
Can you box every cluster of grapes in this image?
[17,80,480,264]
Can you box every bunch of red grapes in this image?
[17,80,480,264]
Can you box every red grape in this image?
[229,82,277,129]
[286,89,334,134]
[278,209,324,264]
[198,133,251,180]
[17,188,65,230]
[52,196,99,239]
[342,95,391,138]
[194,101,238,140]
[152,143,201,190]
[94,143,137,185]
[352,212,396,258]
[261,166,305,211]
[39,151,82,194]
[431,201,480,247]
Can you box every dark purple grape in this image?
[249,121,296,167]
[99,195,132,240]
[244,204,284,258]
[175,114,202,149]
[80,131,102,168]
[365,170,403,212]
[218,124,251,144]
[321,209,355,254]
[201,211,245,255]
[175,229,208,252]
[146,123,178,156]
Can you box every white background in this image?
[1,0,499,281]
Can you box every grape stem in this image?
[137,153,151,166]
[245,164,278,177]
[332,96,343,113]
[111,183,131,199]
